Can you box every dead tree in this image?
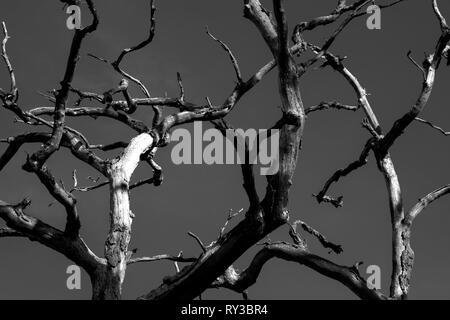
[1,0,449,300]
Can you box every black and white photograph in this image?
[0,0,449,310]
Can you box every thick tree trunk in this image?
[377,153,414,299]
[97,133,154,300]
[91,266,123,300]
[102,169,133,300]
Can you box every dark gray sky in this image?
[0,0,450,300]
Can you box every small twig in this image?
[1,21,18,100]
[206,26,243,85]
[0,227,24,238]
[219,208,243,239]
[173,251,184,273]
[351,261,364,277]
[362,118,381,139]
[288,223,307,248]
[72,169,78,188]
[23,112,91,147]
[315,138,374,207]
[146,157,163,186]
[415,117,450,136]
[407,50,426,80]
[205,96,214,109]
[87,53,108,64]
[129,177,155,190]
[432,0,449,32]
[306,101,359,114]
[301,0,372,71]
[71,180,109,193]
[406,184,450,225]
[188,231,207,253]
[88,53,152,100]
[313,194,344,208]
[88,0,156,100]
[70,87,103,106]
[89,141,129,151]
[256,237,272,246]
[177,72,185,102]
[127,253,197,265]
[293,220,343,254]
[37,91,56,103]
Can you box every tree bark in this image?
[91,265,123,300]
[102,133,154,299]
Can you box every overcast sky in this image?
[0,0,450,300]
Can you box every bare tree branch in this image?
[306,101,359,114]
[206,27,243,85]
[212,119,260,208]
[407,50,426,80]
[128,254,197,265]
[432,0,449,32]
[0,199,103,274]
[25,0,98,169]
[112,0,156,93]
[219,208,244,239]
[293,0,407,36]
[382,1,450,152]
[29,106,149,133]
[211,242,386,300]
[311,47,382,135]
[292,220,343,254]
[415,117,450,136]
[405,184,450,225]
[315,138,374,207]
[188,232,207,253]
[0,227,24,238]
[243,0,278,54]
[1,22,17,101]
